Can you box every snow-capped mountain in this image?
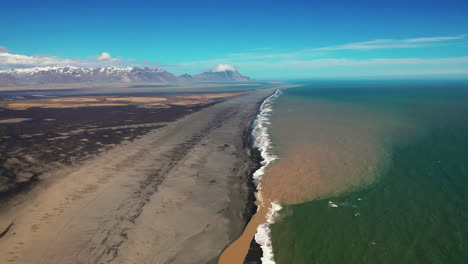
[0,66,177,84]
[182,64,251,82]
[0,65,252,85]
[192,69,251,82]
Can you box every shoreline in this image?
[215,90,273,264]
[236,96,266,264]
[219,89,282,264]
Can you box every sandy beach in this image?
[0,88,275,264]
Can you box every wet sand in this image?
[0,89,275,264]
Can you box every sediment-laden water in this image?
[257,81,468,263]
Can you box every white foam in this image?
[251,89,281,185]
[255,201,282,264]
[251,89,282,264]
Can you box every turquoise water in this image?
[269,81,468,264]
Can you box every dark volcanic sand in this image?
[0,88,276,264]
[0,104,205,196]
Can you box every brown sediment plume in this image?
[260,98,416,204]
[218,197,268,264]
[219,97,418,263]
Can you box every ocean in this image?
[254,81,468,264]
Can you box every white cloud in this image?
[404,36,464,42]
[251,57,468,78]
[224,34,468,62]
[0,50,160,69]
[315,35,467,51]
[315,42,432,51]
[0,52,77,68]
[96,52,112,61]
[277,57,468,68]
[211,64,236,72]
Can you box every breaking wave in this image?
[251,89,282,264]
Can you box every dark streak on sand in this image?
[0,104,206,199]
[0,222,13,239]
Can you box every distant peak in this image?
[0,65,252,84]
[211,64,236,72]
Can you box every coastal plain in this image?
[0,83,281,264]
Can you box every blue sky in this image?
[1,0,468,79]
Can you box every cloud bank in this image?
[314,35,465,51]
[167,34,468,79]
[1,34,467,79]
[227,34,468,59]
[0,49,160,69]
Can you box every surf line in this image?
[219,89,282,264]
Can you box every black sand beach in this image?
[0,88,276,264]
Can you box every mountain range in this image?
[0,65,251,85]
